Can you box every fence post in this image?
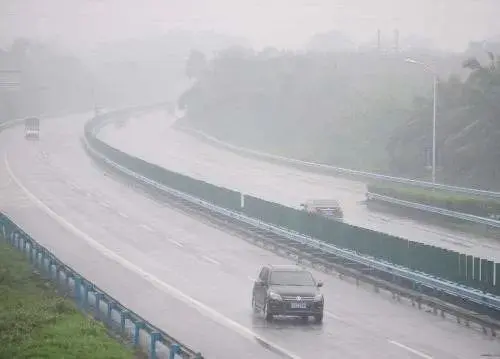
[49,259,57,279]
[65,272,71,289]
[74,275,82,308]
[16,233,22,250]
[95,292,104,319]
[35,246,41,269]
[82,282,90,309]
[46,259,52,278]
[149,332,161,359]
[40,248,47,272]
[38,247,43,268]
[45,252,51,274]
[29,244,34,264]
[55,265,61,286]
[120,310,129,333]
[134,322,144,347]
[168,343,180,359]
[107,301,115,325]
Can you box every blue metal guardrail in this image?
[366,192,500,228]
[82,125,500,314]
[0,214,204,359]
[178,125,500,200]
[0,117,25,130]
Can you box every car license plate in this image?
[290,302,307,309]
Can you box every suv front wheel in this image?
[314,313,324,323]
[264,301,273,322]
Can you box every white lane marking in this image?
[168,238,184,248]
[118,211,128,218]
[139,224,154,232]
[202,255,220,265]
[70,183,82,191]
[100,201,111,208]
[388,340,433,359]
[4,154,302,359]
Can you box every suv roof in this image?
[303,199,340,207]
[266,264,306,272]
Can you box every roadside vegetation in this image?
[0,239,137,359]
[178,41,500,193]
[366,183,500,219]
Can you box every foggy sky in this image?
[1,0,499,52]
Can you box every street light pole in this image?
[431,73,437,184]
[405,58,438,184]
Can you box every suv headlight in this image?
[268,291,282,301]
[313,294,323,302]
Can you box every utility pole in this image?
[405,59,438,184]
[394,29,400,52]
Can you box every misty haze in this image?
[1,1,500,359]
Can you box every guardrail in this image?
[0,212,203,359]
[178,125,500,200]
[83,121,500,315]
[366,192,500,228]
[0,117,25,130]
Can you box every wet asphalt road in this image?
[98,111,500,261]
[0,113,498,358]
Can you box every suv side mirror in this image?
[317,280,323,288]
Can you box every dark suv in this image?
[252,264,324,323]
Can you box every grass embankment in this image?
[367,183,500,219]
[0,240,137,359]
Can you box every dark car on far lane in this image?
[252,264,324,323]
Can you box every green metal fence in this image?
[240,195,499,295]
[87,112,500,297]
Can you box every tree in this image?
[387,53,500,189]
[185,50,207,80]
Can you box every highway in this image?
[0,112,498,358]
[98,111,500,261]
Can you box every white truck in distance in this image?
[300,199,344,221]
[24,117,40,140]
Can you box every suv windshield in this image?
[269,270,315,286]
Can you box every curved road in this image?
[0,113,498,358]
[98,111,500,261]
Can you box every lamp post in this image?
[405,58,438,184]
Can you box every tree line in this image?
[179,46,500,190]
